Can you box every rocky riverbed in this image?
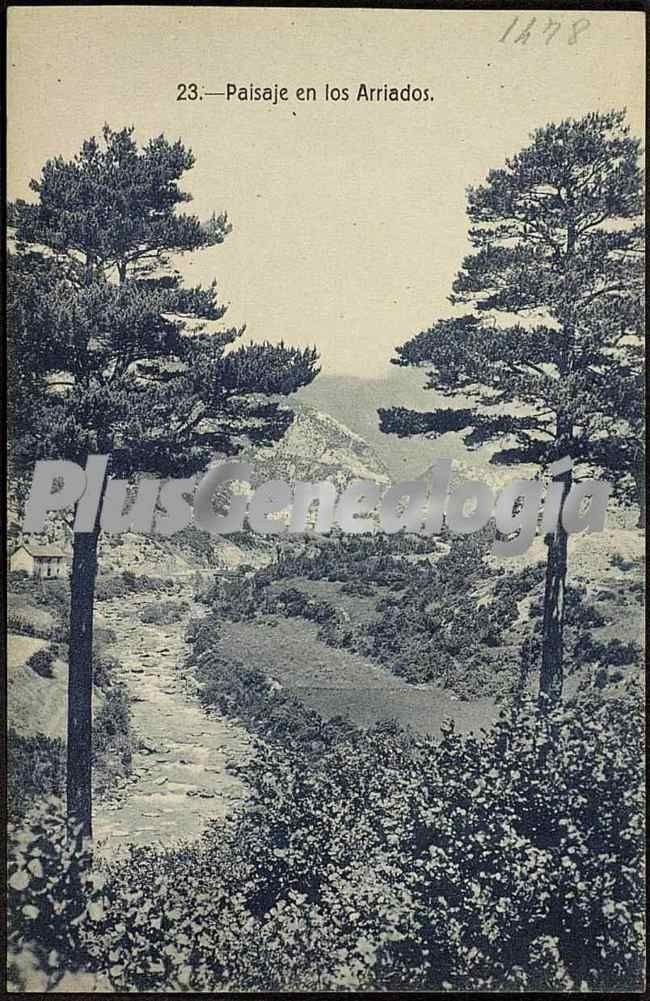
[93,589,252,857]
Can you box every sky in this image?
[7,7,645,378]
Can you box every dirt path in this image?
[93,589,252,858]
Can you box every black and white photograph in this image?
[5,5,646,993]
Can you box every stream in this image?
[93,588,252,857]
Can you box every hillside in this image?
[8,404,392,575]
[8,400,644,747]
[199,523,644,709]
[242,403,391,489]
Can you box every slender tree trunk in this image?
[539,202,577,705]
[540,466,572,703]
[65,448,111,847]
[66,526,100,843]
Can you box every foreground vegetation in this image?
[7,531,645,992]
[8,689,644,992]
[7,571,170,819]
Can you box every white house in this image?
[10,543,67,579]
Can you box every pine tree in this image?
[8,125,319,839]
[379,110,644,702]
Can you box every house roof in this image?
[18,543,66,559]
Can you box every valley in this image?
[6,404,645,995]
[8,403,645,851]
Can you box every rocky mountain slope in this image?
[295,370,495,480]
[243,403,391,490]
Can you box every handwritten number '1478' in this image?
[500,16,590,46]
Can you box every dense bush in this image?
[7,578,71,647]
[574,634,642,670]
[93,688,130,751]
[196,649,266,714]
[530,587,608,630]
[123,570,178,593]
[8,616,68,643]
[9,693,641,992]
[600,639,642,666]
[7,730,66,820]
[139,599,189,625]
[92,626,120,689]
[272,588,337,624]
[205,528,533,699]
[185,616,221,655]
[493,562,546,600]
[32,579,70,620]
[27,648,55,678]
[95,575,130,601]
[563,586,607,629]
[192,635,357,750]
[7,801,104,990]
[92,687,133,791]
[363,542,521,696]
[95,572,178,602]
[119,694,644,990]
[7,690,131,820]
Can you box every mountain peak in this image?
[245,403,391,489]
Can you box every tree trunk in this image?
[66,526,100,843]
[540,468,572,703]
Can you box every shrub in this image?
[610,552,640,572]
[304,599,336,624]
[95,576,129,601]
[7,800,103,989]
[27,648,55,678]
[140,600,188,625]
[93,688,130,751]
[94,625,117,648]
[16,694,641,993]
[8,569,31,589]
[96,572,173,600]
[185,617,221,655]
[7,731,66,820]
[564,586,606,629]
[192,634,360,753]
[93,652,120,691]
[574,634,642,669]
[600,638,642,667]
[125,571,175,593]
[594,666,608,690]
[93,687,133,789]
[216,694,643,991]
[33,579,70,620]
[8,617,68,643]
[198,656,268,718]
